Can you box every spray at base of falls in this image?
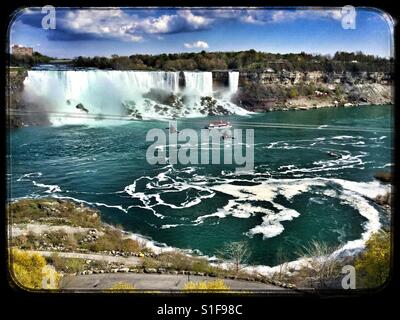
[22,70,248,125]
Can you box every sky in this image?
[9,7,394,58]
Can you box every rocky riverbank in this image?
[8,198,296,290]
[233,70,392,111]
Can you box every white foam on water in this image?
[14,156,390,277]
[279,151,367,174]
[193,176,389,248]
[17,172,42,181]
[32,181,61,193]
[51,194,128,213]
[245,185,384,277]
[332,135,361,140]
[160,224,181,229]
[330,178,389,200]
[194,178,325,239]
[122,169,216,221]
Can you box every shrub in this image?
[86,228,144,253]
[183,279,229,291]
[47,254,86,273]
[191,259,213,274]
[108,282,135,290]
[288,87,298,99]
[45,230,69,246]
[8,199,101,228]
[157,252,194,271]
[11,249,60,289]
[142,257,160,269]
[355,231,390,288]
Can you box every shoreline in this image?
[8,175,390,277]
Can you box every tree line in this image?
[8,52,52,67]
[71,50,392,72]
[9,50,392,73]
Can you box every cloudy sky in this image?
[9,7,394,58]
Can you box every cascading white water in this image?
[228,71,239,94]
[183,71,213,96]
[23,70,249,125]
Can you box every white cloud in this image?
[60,9,213,42]
[271,9,343,23]
[184,41,209,49]
[22,8,349,43]
[195,8,344,25]
[178,10,212,29]
[241,14,265,25]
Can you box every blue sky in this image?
[9,7,394,58]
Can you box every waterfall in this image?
[228,71,239,94]
[183,71,213,96]
[22,70,249,125]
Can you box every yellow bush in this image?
[11,249,60,290]
[108,282,135,290]
[355,231,391,288]
[288,87,298,99]
[183,279,229,291]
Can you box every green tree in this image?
[355,231,390,288]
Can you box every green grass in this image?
[8,198,101,228]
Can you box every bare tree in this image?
[296,240,341,288]
[274,246,289,282]
[217,241,251,276]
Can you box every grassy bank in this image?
[8,198,288,289]
[8,198,390,290]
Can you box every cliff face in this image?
[7,69,50,128]
[232,70,393,111]
[239,70,392,86]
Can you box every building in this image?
[12,45,33,56]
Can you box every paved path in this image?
[61,273,287,291]
[28,250,142,266]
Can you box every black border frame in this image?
[2,0,398,317]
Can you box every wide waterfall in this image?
[22,70,248,125]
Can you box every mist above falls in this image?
[22,70,248,125]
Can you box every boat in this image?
[205,120,232,130]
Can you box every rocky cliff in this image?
[7,69,50,128]
[232,70,393,111]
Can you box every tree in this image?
[183,279,229,291]
[296,240,341,288]
[11,249,60,290]
[274,246,289,281]
[355,231,390,288]
[217,241,251,275]
[68,51,392,72]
